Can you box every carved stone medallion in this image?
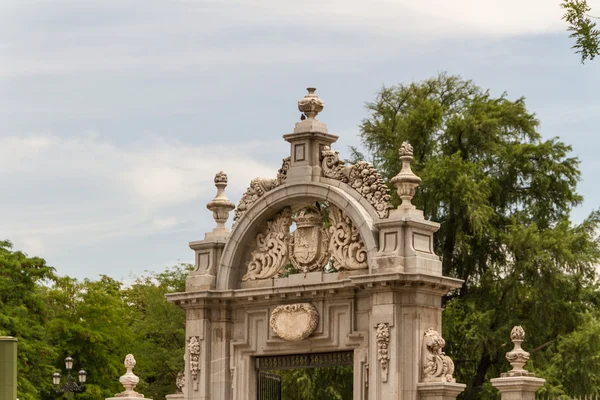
[289,207,330,273]
[270,303,319,341]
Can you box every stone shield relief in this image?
[242,204,368,281]
[270,303,319,341]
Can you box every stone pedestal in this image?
[490,376,545,400]
[165,394,185,400]
[417,382,466,400]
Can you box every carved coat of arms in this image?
[289,207,330,273]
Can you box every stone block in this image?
[417,381,466,400]
[490,376,546,400]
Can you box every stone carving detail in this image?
[233,157,290,222]
[188,336,201,390]
[502,326,533,377]
[270,303,319,341]
[391,142,422,207]
[113,354,144,398]
[321,146,392,219]
[289,207,330,273]
[175,371,185,393]
[375,323,390,382]
[328,205,368,271]
[242,208,293,281]
[242,205,369,280]
[422,328,455,383]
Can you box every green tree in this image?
[277,366,353,400]
[359,73,600,398]
[561,0,600,63]
[44,275,136,399]
[123,264,190,399]
[0,240,57,400]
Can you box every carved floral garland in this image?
[188,336,201,390]
[375,323,390,382]
[321,146,392,218]
[234,157,290,222]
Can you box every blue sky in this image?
[1,0,598,280]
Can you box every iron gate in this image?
[258,371,282,400]
[255,351,354,400]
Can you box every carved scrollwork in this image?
[242,208,293,281]
[328,205,368,271]
[234,157,290,222]
[421,328,455,383]
[375,323,390,382]
[321,146,392,219]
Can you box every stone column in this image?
[491,326,545,400]
[0,336,17,400]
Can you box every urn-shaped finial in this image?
[298,87,325,120]
[116,354,145,398]
[390,142,422,208]
[206,171,235,234]
[502,326,532,377]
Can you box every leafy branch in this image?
[561,0,600,63]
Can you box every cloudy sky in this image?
[1,0,599,280]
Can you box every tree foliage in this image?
[562,0,600,63]
[359,73,600,398]
[0,239,189,400]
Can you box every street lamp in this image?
[52,356,86,399]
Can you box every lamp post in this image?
[52,356,87,399]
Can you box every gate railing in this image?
[536,395,600,400]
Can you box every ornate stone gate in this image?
[166,88,466,400]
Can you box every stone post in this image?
[491,326,545,400]
[0,336,17,400]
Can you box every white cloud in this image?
[0,133,277,255]
[0,0,580,78]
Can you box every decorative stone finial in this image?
[502,326,532,377]
[206,171,235,234]
[115,354,144,398]
[391,141,422,208]
[298,87,325,120]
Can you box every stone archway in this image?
[166,88,465,400]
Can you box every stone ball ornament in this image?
[270,303,319,341]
